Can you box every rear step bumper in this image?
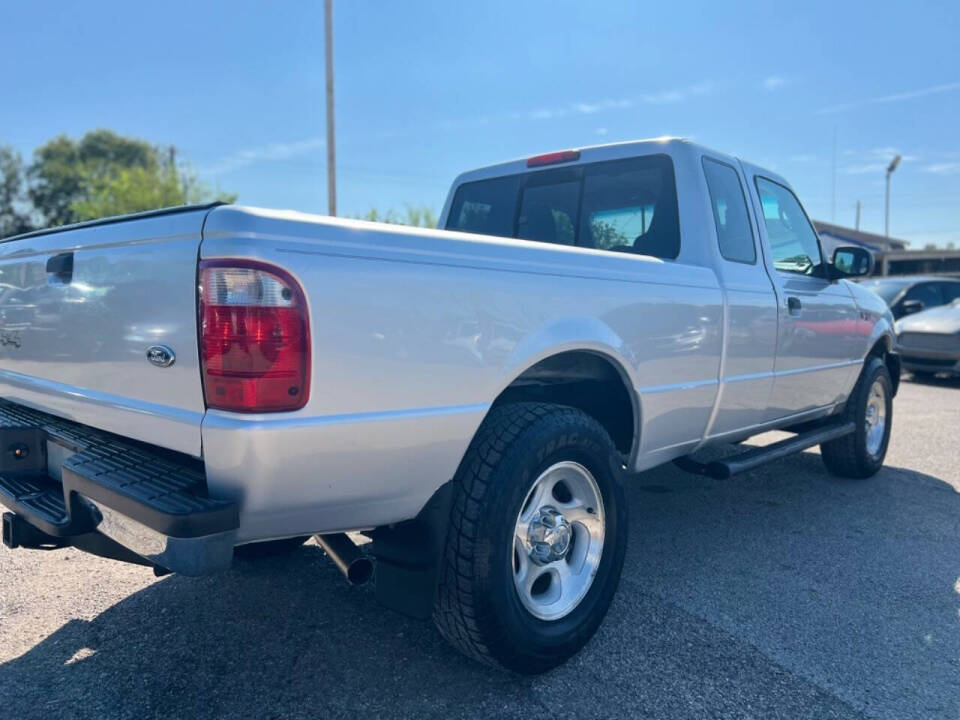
[0,399,238,576]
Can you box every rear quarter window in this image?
[702,158,756,264]
[446,175,520,238]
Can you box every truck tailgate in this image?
[0,207,211,456]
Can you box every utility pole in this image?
[855,200,861,230]
[884,154,901,239]
[831,126,837,221]
[324,0,337,216]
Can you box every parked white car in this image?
[895,298,960,377]
[0,138,898,672]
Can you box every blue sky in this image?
[3,0,959,246]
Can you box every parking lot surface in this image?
[1,376,958,719]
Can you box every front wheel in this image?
[433,403,628,674]
[821,356,893,478]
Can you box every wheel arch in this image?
[866,334,901,396]
[490,346,640,462]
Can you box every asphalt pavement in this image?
[1,374,958,719]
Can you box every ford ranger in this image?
[0,138,899,673]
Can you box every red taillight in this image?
[199,260,310,413]
[526,150,581,168]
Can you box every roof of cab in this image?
[449,137,784,189]
[452,137,690,185]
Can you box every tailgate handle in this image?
[46,252,74,283]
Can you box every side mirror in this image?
[900,299,925,315]
[828,246,873,280]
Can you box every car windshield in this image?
[860,279,912,305]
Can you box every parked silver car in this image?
[860,275,960,320]
[896,299,960,377]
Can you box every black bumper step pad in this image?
[0,473,70,532]
[0,399,237,539]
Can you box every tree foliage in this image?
[0,129,236,238]
[0,147,33,238]
[355,204,437,228]
[590,219,629,248]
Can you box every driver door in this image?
[749,175,862,419]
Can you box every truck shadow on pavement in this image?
[2,452,959,719]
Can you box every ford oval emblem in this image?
[146,345,176,368]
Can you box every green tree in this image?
[72,165,185,221]
[0,147,34,237]
[589,219,629,249]
[71,160,235,222]
[19,129,235,230]
[355,204,437,228]
[29,130,161,226]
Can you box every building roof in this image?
[813,220,908,252]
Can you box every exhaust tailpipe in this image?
[315,533,373,585]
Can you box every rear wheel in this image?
[433,402,628,674]
[821,357,893,478]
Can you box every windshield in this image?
[860,279,911,305]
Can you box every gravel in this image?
[1,375,958,719]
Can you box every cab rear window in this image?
[445,154,680,260]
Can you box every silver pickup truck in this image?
[0,138,898,673]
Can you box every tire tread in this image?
[821,357,891,478]
[433,402,608,669]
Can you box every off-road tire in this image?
[433,402,628,674]
[821,357,893,478]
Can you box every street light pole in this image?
[324,0,337,217]
[884,154,901,239]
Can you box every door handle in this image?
[46,252,73,283]
[787,296,802,315]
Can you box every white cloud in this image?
[762,75,788,91]
[573,98,634,114]
[924,162,960,175]
[842,163,888,175]
[868,146,905,158]
[200,137,325,176]
[840,147,917,174]
[817,81,960,114]
[642,82,714,105]
[595,127,609,136]
[513,82,714,123]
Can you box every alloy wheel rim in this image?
[512,461,605,621]
[864,379,887,457]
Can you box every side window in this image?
[904,283,943,308]
[517,175,579,246]
[943,282,960,303]
[579,154,680,259]
[702,158,755,264]
[446,175,520,238]
[755,177,823,275]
